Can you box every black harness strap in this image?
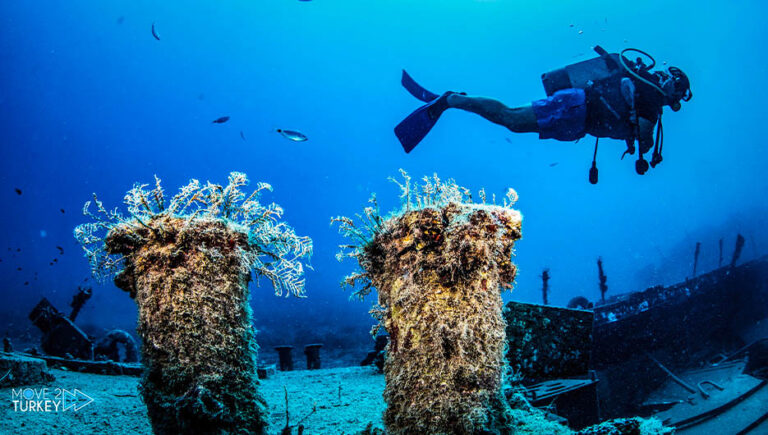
[592,137,599,164]
[651,115,664,167]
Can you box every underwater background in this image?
[1,0,767,368]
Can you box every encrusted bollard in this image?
[275,346,294,371]
[370,202,521,434]
[304,343,322,370]
[334,173,548,434]
[75,173,312,435]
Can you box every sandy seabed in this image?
[0,366,385,434]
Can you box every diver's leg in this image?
[446,94,539,133]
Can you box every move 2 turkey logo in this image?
[11,386,94,412]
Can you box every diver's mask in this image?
[659,67,692,111]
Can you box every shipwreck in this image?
[505,250,768,433]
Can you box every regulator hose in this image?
[619,48,667,98]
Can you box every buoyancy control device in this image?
[541,46,669,183]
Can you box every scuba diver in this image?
[394,46,692,183]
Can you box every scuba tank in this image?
[542,45,623,93]
[541,46,665,182]
[542,46,635,140]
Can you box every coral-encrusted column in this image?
[107,216,267,435]
[366,202,522,434]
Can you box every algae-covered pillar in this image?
[334,172,525,434]
[75,173,312,435]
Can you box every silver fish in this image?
[276,129,308,142]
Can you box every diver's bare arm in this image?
[447,94,539,133]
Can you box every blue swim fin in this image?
[395,95,450,153]
[401,70,439,102]
[396,71,454,153]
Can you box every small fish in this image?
[212,116,230,124]
[151,22,160,40]
[117,16,125,25]
[60,208,65,214]
[14,188,21,195]
[240,131,246,141]
[276,129,308,142]
[505,138,513,144]
[17,267,22,271]
[56,246,64,254]
[24,282,29,286]
[549,162,559,167]
[53,258,58,263]
[16,248,20,252]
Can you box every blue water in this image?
[1,0,767,364]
